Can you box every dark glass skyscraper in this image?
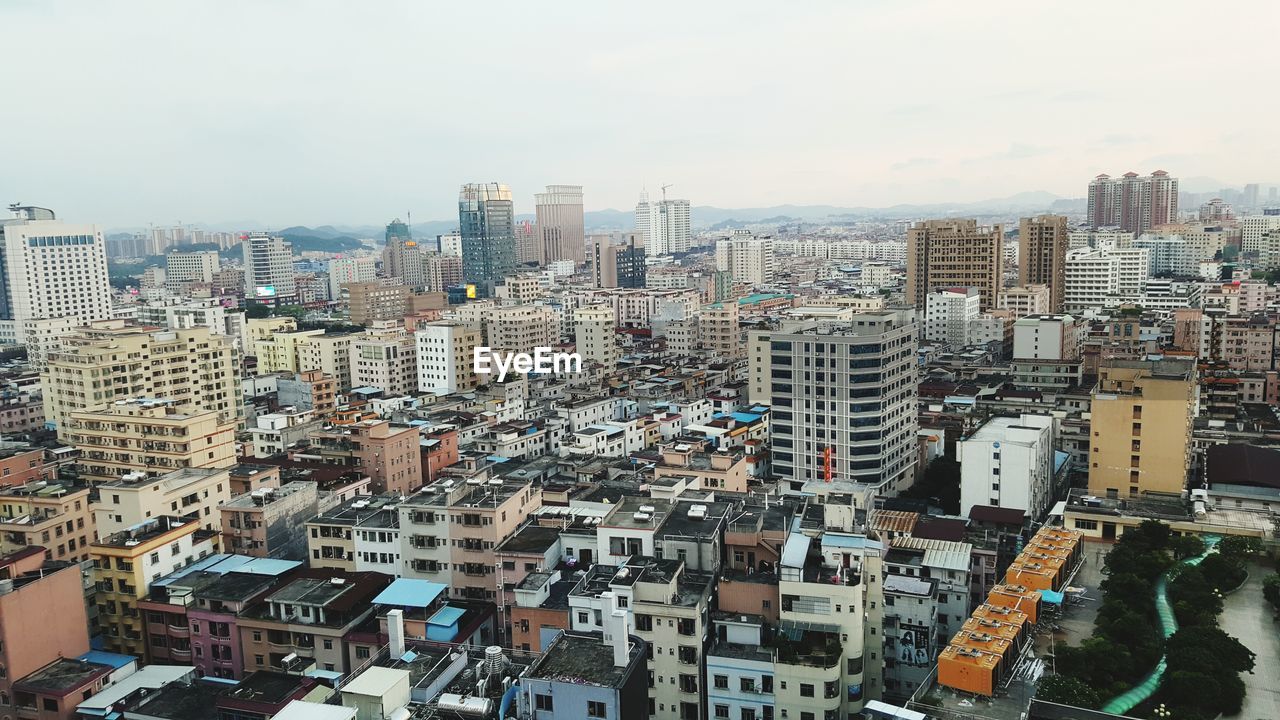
[458,182,516,297]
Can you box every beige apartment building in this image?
[0,478,96,563]
[236,570,391,677]
[65,399,237,485]
[653,443,749,493]
[1088,359,1196,498]
[699,302,743,360]
[484,304,559,355]
[220,481,319,560]
[94,466,231,535]
[42,320,241,434]
[304,419,422,495]
[297,333,356,390]
[1019,215,1069,312]
[254,328,325,374]
[495,274,546,303]
[305,495,401,571]
[398,475,540,601]
[91,516,220,658]
[1000,284,1051,318]
[906,219,1005,312]
[575,305,619,372]
[345,282,410,326]
[349,322,417,396]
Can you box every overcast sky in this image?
[5,0,1277,228]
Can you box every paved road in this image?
[1219,563,1280,720]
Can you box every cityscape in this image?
[3,4,1279,720]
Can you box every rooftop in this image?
[525,632,640,687]
[130,682,224,720]
[13,658,112,695]
[221,671,310,706]
[494,523,562,555]
[372,578,447,609]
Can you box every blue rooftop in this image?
[822,533,871,549]
[237,558,304,576]
[78,651,135,670]
[373,579,447,609]
[428,605,466,627]
[730,412,762,424]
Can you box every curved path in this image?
[1101,535,1220,716]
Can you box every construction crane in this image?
[661,183,674,202]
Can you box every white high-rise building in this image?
[437,232,463,257]
[635,190,691,256]
[924,287,981,347]
[328,256,378,298]
[714,231,775,285]
[1063,247,1150,313]
[0,205,112,344]
[958,414,1056,519]
[164,251,220,293]
[415,321,480,395]
[1241,212,1280,255]
[242,233,296,302]
[749,309,919,497]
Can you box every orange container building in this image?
[938,642,1003,696]
[986,584,1042,623]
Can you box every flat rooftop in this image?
[525,632,639,687]
[267,577,352,607]
[14,658,112,694]
[129,682,224,720]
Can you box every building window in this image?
[356,646,370,659]
[713,675,728,689]
[535,694,553,711]
[587,700,607,718]
[800,683,814,697]
[715,705,729,719]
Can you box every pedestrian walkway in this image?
[1219,562,1280,720]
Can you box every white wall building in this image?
[715,232,775,285]
[635,191,691,256]
[164,251,220,293]
[242,233,296,302]
[415,322,479,395]
[0,208,112,344]
[1241,213,1280,255]
[924,287,980,346]
[958,414,1056,520]
[328,256,378,298]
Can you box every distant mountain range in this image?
[108,190,1092,238]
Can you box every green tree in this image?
[1168,565,1223,626]
[1166,626,1256,675]
[1199,553,1247,592]
[1036,675,1102,709]
[1169,534,1205,560]
[1217,535,1263,560]
[245,304,272,319]
[1263,573,1280,610]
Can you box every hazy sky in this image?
[5,0,1277,228]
